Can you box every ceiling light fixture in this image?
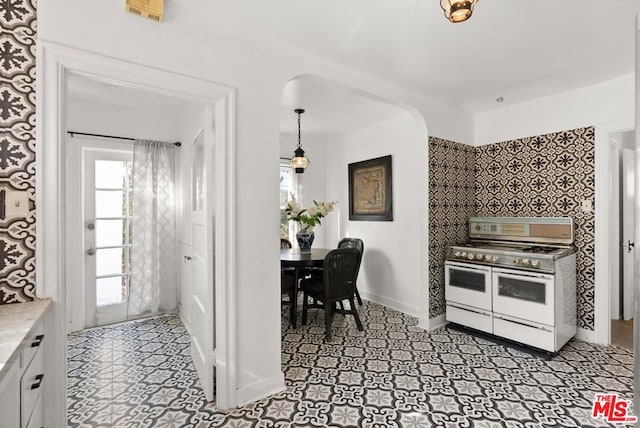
[290,108,310,173]
[440,0,478,23]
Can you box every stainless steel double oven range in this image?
[445,217,577,354]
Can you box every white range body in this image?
[444,217,577,353]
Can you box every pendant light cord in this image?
[297,110,302,148]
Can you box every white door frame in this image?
[594,118,634,345]
[609,137,621,321]
[36,42,237,426]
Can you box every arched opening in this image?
[278,74,430,334]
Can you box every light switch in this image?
[5,191,30,218]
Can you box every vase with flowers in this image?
[284,196,337,253]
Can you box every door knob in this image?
[86,248,96,256]
[629,241,635,253]
[86,222,95,230]
[184,255,192,262]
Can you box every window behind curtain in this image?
[280,163,293,239]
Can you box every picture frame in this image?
[348,155,393,221]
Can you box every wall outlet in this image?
[5,191,30,218]
[581,199,593,213]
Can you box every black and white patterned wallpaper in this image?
[474,127,595,330]
[428,127,595,331]
[0,0,37,303]
[427,137,475,319]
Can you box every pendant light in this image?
[440,0,478,23]
[290,108,310,173]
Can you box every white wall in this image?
[40,2,472,406]
[325,112,425,317]
[613,130,636,150]
[475,74,634,146]
[67,98,184,141]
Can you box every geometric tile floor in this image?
[68,301,634,427]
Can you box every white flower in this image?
[285,198,337,230]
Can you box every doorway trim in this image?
[36,41,238,426]
[594,118,634,345]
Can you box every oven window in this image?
[449,269,486,292]
[497,277,546,304]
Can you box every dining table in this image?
[280,248,332,329]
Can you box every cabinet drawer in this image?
[21,346,44,428]
[446,303,493,334]
[21,324,44,372]
[493,315,555,352]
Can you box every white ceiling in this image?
[280,76,406,136]
[68,1,640,137]
[218,0,639,112]
[66,73,205,117]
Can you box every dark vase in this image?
[296,230,315,254]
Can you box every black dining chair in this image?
[280,239,297,325]
[337,237,364,305]
[300,247,363,341]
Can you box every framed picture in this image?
[348,155,393,221]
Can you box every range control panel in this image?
[447,249,555,273]
[469,217,573,245]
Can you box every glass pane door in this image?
[93,159,133,307]
[496,276,546,304]
[449,268,486,292]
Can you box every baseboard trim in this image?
[418,314,447,331]
[359,290,420,318]
[236,372,286,407]
[179,304,191,334]
[575,327,596,344]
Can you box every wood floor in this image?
[611,319,633,350]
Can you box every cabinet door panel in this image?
[0,358,21,428]
[21,347,44,428]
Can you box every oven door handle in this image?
[492,268,553,280]
[445,262,492,273]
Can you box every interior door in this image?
[83,149,133,327]
[622,148,636,320]
[189,124,216,401]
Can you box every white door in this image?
[621,148,635,320]
[189,125,216,401]
[83,149,134,327]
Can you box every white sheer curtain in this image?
[128,140,178,319]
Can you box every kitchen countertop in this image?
[0,298,52,380]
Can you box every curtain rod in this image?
[67,131,181,147]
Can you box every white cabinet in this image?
[0,306,47,428]
[20,322,45,428]
[0,357,21,428]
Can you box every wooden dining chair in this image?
[281,238,292,250]
[300,247,363,341]
[337,237,364,305]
